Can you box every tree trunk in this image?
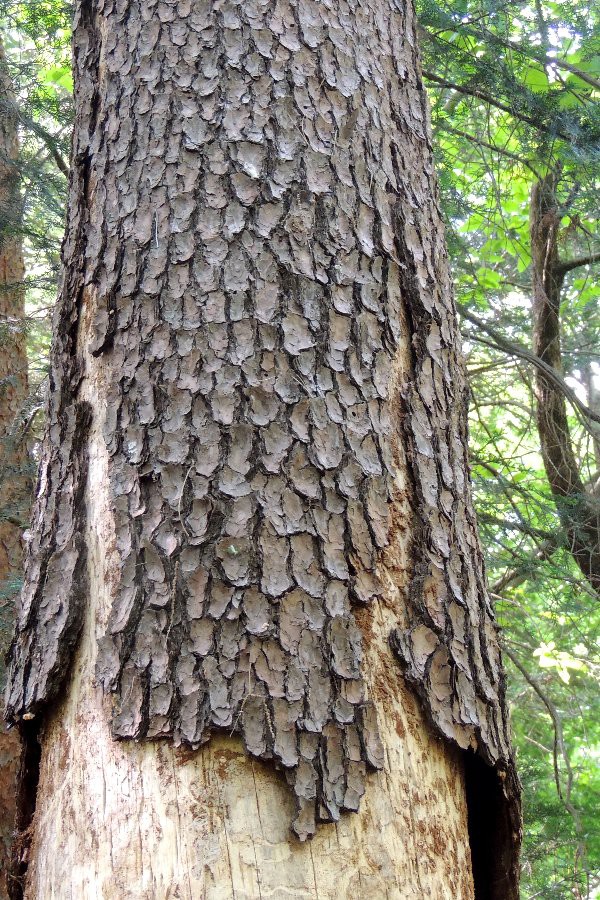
[530,172,600,595]
[5,2,520,898]
[0,39,29,900]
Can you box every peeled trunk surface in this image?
[6,0,520,897]
[0,39,28,898]
[26,416,474,896]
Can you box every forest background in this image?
[0,1,598,897]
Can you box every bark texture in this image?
[0,40,29,899]
[6,0,519,892]
[530,172,600,595]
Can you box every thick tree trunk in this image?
[5,1,520,898]
[0,40,29,899]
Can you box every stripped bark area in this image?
[6,0,519,878]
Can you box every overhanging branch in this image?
[423,24,600,92]
[435,122,542,177]
[460,308,600,426]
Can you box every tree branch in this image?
[20,117,69,178]
[423,22,600,92]
[460,308,600,426]
[0,96,69,177]
[556,250,600,276]
[491,536,559,594]
[467,27,600,92]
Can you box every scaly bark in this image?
[0,38,29,900]
[530,171,600,594]
[5,1,520,896]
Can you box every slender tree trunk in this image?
[530,172,600,594]
[5,2,520,898]
[0,39,29,900]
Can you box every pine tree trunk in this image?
[0,39,29,899]
[5,2,521,898]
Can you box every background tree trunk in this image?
[5,1,520,897]
[530,171,600,595]
[0,39,29,900]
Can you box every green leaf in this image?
[522,64,550,94]
[39,65,73,93]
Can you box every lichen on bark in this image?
[6,0,519,861]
